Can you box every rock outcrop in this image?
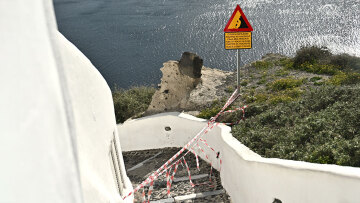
[145,52,232,115]
[145,52,203,115]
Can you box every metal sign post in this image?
[237,49,240,92]
[224,4,253,94]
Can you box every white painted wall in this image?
[118,113,360,203]
[56,32,133,202]
[0,0,132,202]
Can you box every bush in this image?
[277,58,293,69]
[240,81,248,86]
[112,86,155,123]
[225,85,235,93]
[275,68,290,76]
[197,100,222,119]
[310,76,322,82]
[232,85,360,167]
[297,62,341,75]
[330,54,360,71]
[293,46,332,67]
[253,61,273,69]
[269,77,303,91]
[328,71,360,85]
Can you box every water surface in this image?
[54,0,360,88]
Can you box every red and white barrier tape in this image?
[198,138,222,172]
[165,165,171,197]
[147,178,154,202]
[199,138,215,152]
[182,157,195,187]
[196,142,209,160]
[190,147,200,171]
[220,105,248,126]
[141,188,146,203]
[167,160,180,197]
[122,89,240,200]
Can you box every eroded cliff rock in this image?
[145,52,232,115]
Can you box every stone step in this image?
[150,189,225,203]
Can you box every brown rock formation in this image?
[145,52,233,116]
[145,53,203,115]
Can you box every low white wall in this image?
[118,113,360,203]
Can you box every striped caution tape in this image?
[182,157,195,187]
[147,178,154,202]
[141,188,146,203]
[190,147,200,171]
[198,138,223,172]
[220,105,248,126]
[167,160,180,197]
[165,165,171,197]
[199,138,215,152]
[122,89,240,200]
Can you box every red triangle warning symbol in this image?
[224,5,253,32]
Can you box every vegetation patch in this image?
[328,71,360,86]
[275,68,290,76]
[112,86,155,123]
[232,85,360,167]
[225,85,235,93]
[309,76,322,82]
[289,46,360,75]
[197,99,223,119]
[269,77,303,91]
[297,62,341,75]
[253,61,273,70]
[330,54,360,72]
[293,46,332,67]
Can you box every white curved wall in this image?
[0,0,132,202]
[56,32,133,202]
[0,1,83,202]
[118,113,360,203]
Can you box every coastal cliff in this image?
[113,46,360,167]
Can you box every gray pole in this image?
[236,49,240,93]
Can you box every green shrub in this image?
[270,77,303,91]
[297,62,341,75]
[254,93,268,103]
[197,100,222,119]
[240,81,248,86]
[277,58,294,69]
[275,68,290,76]
[314,81,325,86]
[112,86,155,123]
[293,46,332,67]
[232,85,360,167]
[330,54,360,71]
[225,85,235,93]
[257,78,267,85]
[253,61,273,69]
[310,76,322,82]
[328,72,360,85]
[269,95,293,104]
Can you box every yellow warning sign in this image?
[224,32,252,50]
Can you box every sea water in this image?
[54,0,360,88]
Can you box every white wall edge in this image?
[118,112,360,203]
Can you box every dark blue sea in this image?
[53,0,360,89]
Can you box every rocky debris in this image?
[186,67,233,109]
[123,148,231,202]
[145,52,232,116]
